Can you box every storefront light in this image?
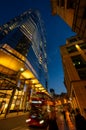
[20,67,24,72]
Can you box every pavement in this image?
[0,111,28,119]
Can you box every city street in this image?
[0,113,48,130]
[0,1,86,130]
[0,111,76,130]
[11,126,47,130]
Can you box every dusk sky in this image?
[0,0,76,94]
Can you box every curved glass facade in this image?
[0,9,48,88]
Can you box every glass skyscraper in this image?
[0,9,48,116]
[0,9,48,88]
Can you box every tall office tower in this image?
[0,9,49,117]
[0,9,48,88]
[60,35,86,117]
[0,10,48,115]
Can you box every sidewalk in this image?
[0,111,28,120]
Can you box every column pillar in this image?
[4,69,23,118]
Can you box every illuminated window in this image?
[67,45,77,53]
[79,42,86,49]
[71,55,86,79]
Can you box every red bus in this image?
[26,91,54,128]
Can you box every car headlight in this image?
[39,120,44,124]
[26,118,31,123]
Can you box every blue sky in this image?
[0,0,76,94]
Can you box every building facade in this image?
[50,0,75,27]
[50,0,86,41]
[60,35,86,117]
[0,10,48,86]
[0,10,49,117]
[72,0,86,42]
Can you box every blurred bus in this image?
[26,91,54,128]
[30,91,54,113]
